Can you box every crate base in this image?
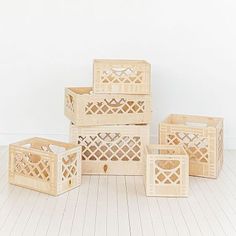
[82,161,144,176]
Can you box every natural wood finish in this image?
[159,114,224,178]
[65,87,152,126]
[93,59,151,94]
[70,124,150,175]
[145,144,189,197]
[9,137,81,196]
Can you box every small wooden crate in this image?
[93,59,151,94]
[70,124,150,175]
[159,114,224,178]
[145,145,189,197]
[9,137,81,196]
[65,87,152,126]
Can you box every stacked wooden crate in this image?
[65,59,152,175]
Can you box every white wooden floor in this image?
[1,147,236,236]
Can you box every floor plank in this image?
[0,147,236,236]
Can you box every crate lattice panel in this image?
[70,124,150,175]
[65,88,151,126]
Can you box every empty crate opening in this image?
[85,99,145,115]
[165,114,222,127]
[14,151,50,181]
[23,143,66,154]
[147,146,185,156]
[167,132,209,163]
[78,133,141,162]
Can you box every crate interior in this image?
[164,114,222,127]
[147,145,186,156]
[14,138,76,154]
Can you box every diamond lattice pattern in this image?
[78,133,141,161]
[85,99,145,115]
[167,132,208,163]
[14,152,50,181]
[155,160,181,185]
[62,153,78,181]
[101,67,143,84]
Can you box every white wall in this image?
[0,0,235,148]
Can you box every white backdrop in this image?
[0,0,235,148]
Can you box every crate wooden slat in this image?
[93,59,151,94]
[9,137,81,196]
[65,87,152,126]
[70,124,150,175]
[145,145,189,197]
[159,114,224,179]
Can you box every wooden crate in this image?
[65,87,152,126]
[93,59,151,94]
[70,124,150,175]
[9,137,81,196]
[159,114,224,178]
[145,144,189,197]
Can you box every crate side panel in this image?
[64,88,78,124]
[57,148,81,195]
[9,146,54,195]
[93,60,150,94]
[70,125,149,175]
[159,120,222,178]
[66,92,152,126]
[146,154,189,197]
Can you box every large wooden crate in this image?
[65,87,152,126]
[145,145,189,197]
[159,114,224,178]
[70,124,150,175]
[93,59,151,94]
[9,137,81,196]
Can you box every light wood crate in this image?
[145,145,189,197]
[93,59,151,94]
[9,137,81,196]
[159,114,224,179]
[70,124,150,175]
[65,87,152,126]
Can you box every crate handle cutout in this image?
[105,67,136,76]
[157,160,180,170]
[185,122,208,128]
[63,153,77,165]
[22,144,32,149]
[28,153,42,164]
